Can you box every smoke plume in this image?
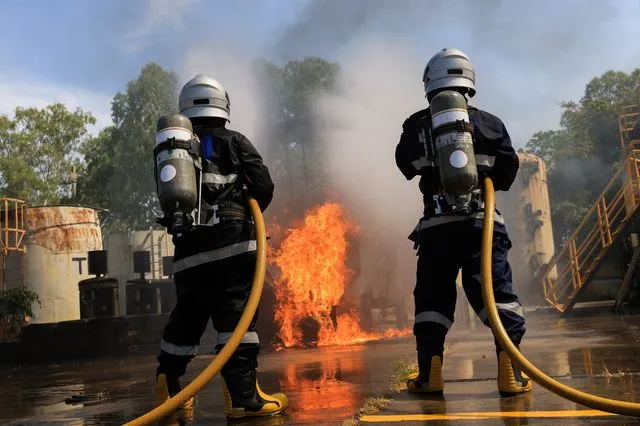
[312,38,426,300]
[182,44,266,150]
[172,0,640,304]
[270,0,639,147]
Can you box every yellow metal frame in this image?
[0,197,26,254]
[542,100,640,313]
[541,152,640,312]
[619,106,640,156]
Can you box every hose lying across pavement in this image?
[124,179,640,424]
[482,176,640,417]
[123,195,268,426]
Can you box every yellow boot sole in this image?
[223,379,288,419]
[155,374,194,423]
[407,356,444,394]
[497,351,533,396]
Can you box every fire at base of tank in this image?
[261,202,412,350]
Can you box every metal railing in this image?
[541,151,640,313]
[0,197,26,254]
[619,106,639,152]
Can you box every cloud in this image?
[270,0,640,146]
[181,42,269,151]
[0,75,112,134]
[121,0,200,53]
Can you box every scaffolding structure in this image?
[0,197,27,291]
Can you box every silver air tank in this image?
[430,90,479,207]
[155,114,201,229]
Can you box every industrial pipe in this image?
[482,177,640,417]
[123,195,268,426]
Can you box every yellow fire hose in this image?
[482,176,640,417]
[123,178,640,424]
[123,196,267,426]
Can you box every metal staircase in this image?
[541,98,640,314]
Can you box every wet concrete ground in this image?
[2,312,640,425]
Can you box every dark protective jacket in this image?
[395,106,519,239]
[171,126,275,270]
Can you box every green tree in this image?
[76,126,115,217]
[255,57,341,217]
[78,58,339,233]
[78,63,179,233]
[0,103,95,205]
[525,68,640,244]
[257,56,340,121]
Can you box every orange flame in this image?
[272,202,411,348]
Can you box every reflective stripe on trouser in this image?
[160,339,199,356]
[477,301,524,324]
[173,240,257,273]
[157,251,259,379]
[413,223,526,359]
[414,310,453,330]
[217,331,260,346]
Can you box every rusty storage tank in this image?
[104,229,174,312]
[495,152,557,305]
[78,250,120,319]
[25,206,103,323]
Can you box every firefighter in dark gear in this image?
[155,74,289,419]
[395,48,532,396]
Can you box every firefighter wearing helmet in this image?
[154,74,288,419]
[395,48,531,396]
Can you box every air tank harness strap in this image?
[425,191,484,217]
[153,137,201,158]
[217,202,249,221]
[432,119,475,136]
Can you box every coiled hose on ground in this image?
[123,195,267,426]
[482,176,640,417]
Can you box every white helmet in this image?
[422,48,476,99]
[179,74,231,121]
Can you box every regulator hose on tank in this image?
[123,195,267,426]
[481,176,640,417]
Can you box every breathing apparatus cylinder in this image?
[430,90,479,213]
[154,114,202,233]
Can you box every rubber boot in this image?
[497,349,532,396]
[222,368,288,419]
[156,373,194,422]
[407,354,444,394]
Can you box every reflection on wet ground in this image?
[279,346,366,422]
[1,313,640,425]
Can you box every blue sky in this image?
[1,0,640,147]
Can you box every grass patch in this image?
[602,362,628,379]
[342,418,359,426]
[390,359,419,392]
[360,396,391,415]
[346,345,448,424]
[343,396,392,426]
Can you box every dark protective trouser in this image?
[157,231,259,389]
[413,221,526,373]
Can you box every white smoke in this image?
[181,43,267,151]
[314,37,426,299]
